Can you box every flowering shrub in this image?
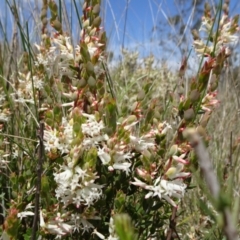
[0,0,239,239]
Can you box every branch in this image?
[189,132,238,240]
[31,122,44,240]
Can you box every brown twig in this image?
[229,131,232,167]
[166,207,181,240]
[31,122,44,240]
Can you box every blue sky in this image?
[103,0,181,54]
[0,0,239,66]
[103,0,240,63]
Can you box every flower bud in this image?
[83,19,90,28]
[86,61,95,75]
[51,19,62,32]
[168,144,178,157]
[92,16,101,28]
[189,89,200,102]
[88,76,96,87]
[41,8,47,20]
[184,108,195,121]
[92,4,100,15]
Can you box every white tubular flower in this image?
[194,14,239,56]
[0,98,10,122]
[54,165,103,208]
[123,120,138,131]
[130,177,148,188]
[25,74,44,91]
[161,121,172,134]
[94,217,119,240]
[44,127,60,152]
[107,217,119,240]
[130,135,155,152]
[11,71,44,104]
[131,177,187,207]
[81,113,104,137]
[40,211,73,237]
[41,210,99,238]
[83,134,109,148]
[74,183,103,207]
[97,145,133,174]
[159,178,186,199]
[61,117,74,153]
[97,147,111,165]
[112,151,133,175]
[81,114,109,149]
[93,229,105,239]
[52,36,73,54]
[69,213,95,233]
[112,162,132,175]
[35,35,76,79]
[199,17,212,33]
[193,39,211,56]
[17,211,34,220]
[220,16,239,44]
[0,146,11,168]
[44,118,73,155]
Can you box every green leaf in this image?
[80,42,91,62]
[114,214,137,240]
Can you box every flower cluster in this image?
[35,35,75,79]
[192,3,239,57]
[131,139,191,208]
[54,165,103,207]
[44,117,74,157]
[43,101,177,237]
[39,208,102,238]
[0,89,11,124]
[10,71,44,104]
[131,177,186,208]
[201,91,219,112]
